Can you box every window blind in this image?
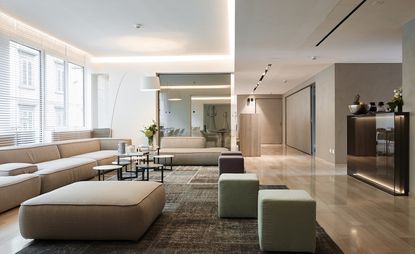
[0,41,42,146]
[0,40,86,147]
[0,12,89,147]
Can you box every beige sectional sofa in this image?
[159,137,228,165]
[0,138,131,213]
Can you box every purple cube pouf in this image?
[221,151,243,156]
[218,155,245,175]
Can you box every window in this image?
[7,42,41,145]
[55,61,64,93]
[67,63,84,128]
[18,105,35,130]
[55,107,65,127]
[18,51,35,89]
[0,41,87,146]
[44,55,85,142]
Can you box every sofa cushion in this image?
[160,137,206,149]
[36,158,97,193]
[73,150,118,165]
[159,147,227,154]
[57,140,101,158]
[99,138,132,150]
[0,174,41,213]
[159,147,228,166]
[36,157,97,172]
[0,163,38,176]
[0,144,61,164]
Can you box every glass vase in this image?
[148,136,154,146]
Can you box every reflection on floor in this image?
[1,144,415,253]
[246,144,415,254]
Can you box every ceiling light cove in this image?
[116,36,184,53]
[191,96,231,101]
[161,85,230,90]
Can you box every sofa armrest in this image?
[98,138,132,150]
[0,163,38,176]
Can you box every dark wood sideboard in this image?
[347,112,409,195]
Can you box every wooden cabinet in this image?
[239,113,261,157]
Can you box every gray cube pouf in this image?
[218,155,244,175]
[19,181,165,240]
[258,190,316,253]
[218,173,259,218]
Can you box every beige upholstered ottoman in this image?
[258,190,316,253]
[19,181,165,240]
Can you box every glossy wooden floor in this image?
[1,144,414,253]
[246,145,415,254]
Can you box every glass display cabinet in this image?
[347,112,409,195]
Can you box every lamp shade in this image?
[141,76,160,91]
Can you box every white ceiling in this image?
[1,0,415,95]
[235,0,415,94]
[0,0,230,56]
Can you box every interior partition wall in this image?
[285,86,312,154]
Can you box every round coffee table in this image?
[93,165,122,181]
[153,155,174,170]
[137,163,164,182]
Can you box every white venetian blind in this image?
[44,54,66,142]
[0,12,89,147]
[0,41,41,146]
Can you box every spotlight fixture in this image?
[311,56,317,60]
[252,64,272,93]
[283,80,288,83]
[247,97,255,105]
[135,24,143,29]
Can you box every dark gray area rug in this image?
[18,167,343,254]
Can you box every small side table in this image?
[153,155,174,171]
[112,160,134,180]
[137,163,164,182]
[93,165,122,181]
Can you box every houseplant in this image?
[141,120,158,146]
[388,87,403,112]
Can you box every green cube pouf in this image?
[218,173,259,218]
[258,190,316,253]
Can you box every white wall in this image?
[91,60,233,145]
[403,18,415,196]
[334,63,402,164]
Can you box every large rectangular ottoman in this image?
[258,190,316,253]
[19,181,165,240]
[218,173,259,218]
[0,174,41,213]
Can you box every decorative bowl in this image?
[348,104,370,115]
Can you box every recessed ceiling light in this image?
[371,0,384,6]
[135,24,143,29]
[311,56,317,60]
[168,98,182,101]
